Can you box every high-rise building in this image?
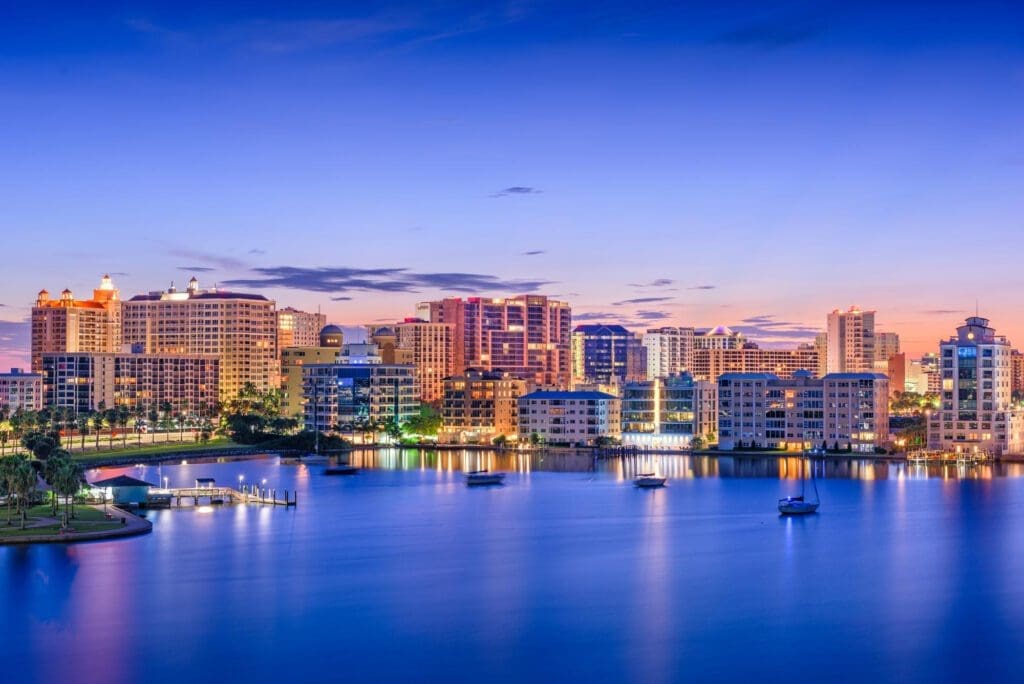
[517,390,620,445]
[121,276,279,400]
[31,274,122,372]
[813,332,828,378]
[0,369,43,412]
[642,327,695,379]
[826,307,876,373]
[694,325,746,350]
[419,295,572,387]
[42,352,219,415]
[394,319,455,403]
[276,307,326,355]
[571,324,645,386]
[717,371,889,452]
[874,332,900,371]
[366,325,413,364]
[887,353,907,398]
[302,362,418,433]
[279,325,344,418]
[690,344,820,381]
[620,373,717,450]
[927,316,1023,456]
[1011,350,1024,399]
[440,369,528,443]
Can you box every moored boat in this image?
[325,464,359,476]
[634,473,666,488]
[466,470,505,486]
[778,456,820,515]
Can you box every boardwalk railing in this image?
[163,485,296,507]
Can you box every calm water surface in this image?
[5,449,1024,683]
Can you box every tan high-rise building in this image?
[440,369,528,443]
[826,307,876,373]
[277,307,326,355]
[280,325,343,418]
[121,276,279,400]
[31,274,122,372]
[419,295,572,387]
[691,344,820,381]
[395,319,455,403]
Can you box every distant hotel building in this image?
[42,352,219,415]
[621,373,717,450]
[642,327,695,379]
[121,277,279,399]
[927,317,1023,456]
[517,390,621,446]
[418,295,572,387]
[31,275,122,372]
[276,307,326,355]
[279,325,343,418]
[826,307,875,373]
[571,324,646,386]
[0,369,43,412]
[718,371,889,452]
[440,369,528,443]
[691,344,820,381]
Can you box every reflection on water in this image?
[345,448,1024,481]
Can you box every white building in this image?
[0,368,43,412]
[517,390,621,446]
[826,307,876,373]
[642,327,695,379]
[927,317,1023,456]
[620,373,717,450]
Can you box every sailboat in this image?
[778,456,819,515]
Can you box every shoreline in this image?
[0,505,152,546]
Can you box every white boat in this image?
[634,473,666,488]
[778,457,820,515]
[466,470,505,486]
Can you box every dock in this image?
[907,449,991,465]
[157,484,296,507]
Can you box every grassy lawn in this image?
[71,438,240,462]
[0,504,123,538]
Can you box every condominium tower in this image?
[826,307,876,373]
[31,274,122,372]
[642,326,695,379]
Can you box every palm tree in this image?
[54,459,82,524]
[12,458,36,529]
[76,414,90,451]
[91,413,105,449]
[0,456,21,524]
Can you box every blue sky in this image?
[2,1,1023,366]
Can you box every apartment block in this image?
[395,319,455,403]
[571,324,646,386]
[642,327,695,379]
[440,369,528,443]
[517,390,621,446]
[276,307,326,354]
[0,369,43,412]
[690,344,820,381]
[826,307,876,373]
[302,363,418,433]
[31,275,121,372]
[620,373,717,449]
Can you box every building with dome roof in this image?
[31,275,122,372]
[279,324,345,417]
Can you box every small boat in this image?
[778,456,820,515]
[324,464,359,476]
[634,473,666,488]
[466,470,505,486]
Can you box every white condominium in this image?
[642,327,695,379]
[826,306,875,373]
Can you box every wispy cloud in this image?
[522,250,545,256]
[613,297,673,306]
[248,248,266,255]
[629,278,674,288]
[922,309,965,316]
[178,266,217,273]
[633,310,671,321]
[688,285,716,290]
[331,296,353,301]
[573,312,619,322]
[0,319,31,361]
[491,186,542,198]
[224,266,553,294]
[729,315,821,346]
[168,248,248,271]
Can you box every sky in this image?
[2,1,1023,367]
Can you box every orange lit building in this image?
[31,274,122,373]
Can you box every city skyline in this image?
[3,1,1023,365]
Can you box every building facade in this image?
[440,369,528,443]
[517,390,621,445]
[826,307,876,373]
[276,307,326,355]
[42,352,219,415]
[280,324,345,417]
[642,327,695,379]
[302,363,418,433]
[0,369,43,412]
[690,344,820,382]
[395,319,455,403]
[874,331,900,372]
[620,373,717,449]
[571,324,645,386]
[418,295,572,387]
[121,277,279,399]
[31,275,122,372]
[927,317,1023,456]
[694,325,747,350]
[718,371,889,452]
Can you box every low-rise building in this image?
[620,373,717,450]
[517,390,621,446]
[0,368,43,412]
[440,369,528,443]
[279,325,345,417]
[717,371,889,452]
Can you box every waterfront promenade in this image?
[0,504,151,545]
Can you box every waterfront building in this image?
[694,325,746,350]
[690,344,820,381]
[366,325,413,364]
[874,331,901,373]
[31,275,122,372]
[121,277,279,399]
[571,324,646,386]
[440,369,528,443]
[0,368,43,412]
[418,295,572,387]
[302,362,418,433]
[826,307,876,373]
[717,371,889,452]
[279,325,344,418]
[395,319,455,403]
[42,351,219,415]
[276,307,326,356]
[339,342,383,365]
[813,332,828,378]
[620,373,717,450]
[1012,350,1024,398]
[927,317,1023,456]
[517,390,621,446]
[642,326,695,379]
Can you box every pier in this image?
[907,449,991,465]
[158,484,296,508]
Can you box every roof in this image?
[706,325,734,335]
[823,372,889,380]
[573,324,632,335]
[127,292,269,302]
[195,477,216,483]
[89,475,155,488]
[718,373,780,381]
[520,390,618,401]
